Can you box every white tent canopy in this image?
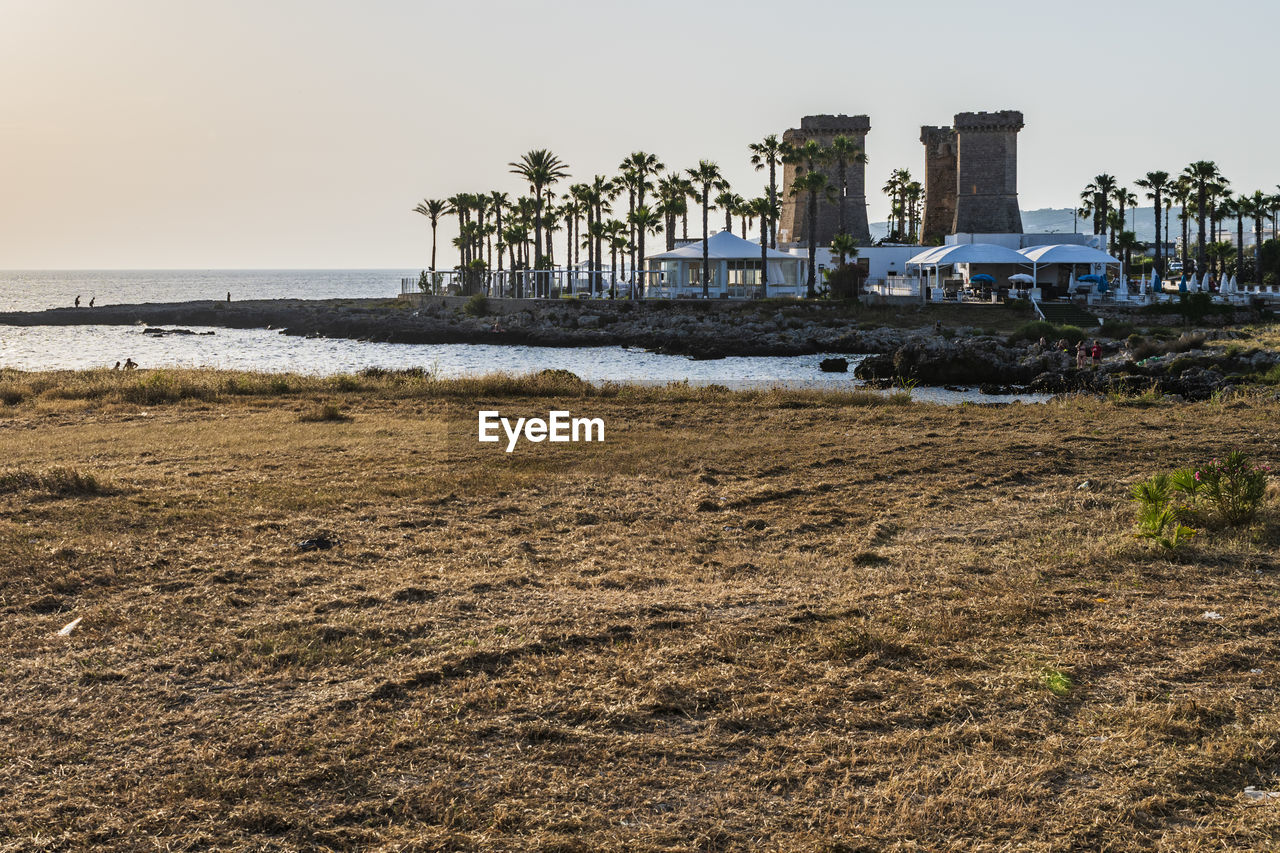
[647,230,801,296]
[1018,244,1120,265]
[648,229,797,261]
[906,242,1028,266]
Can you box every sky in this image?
[3,0,1278,270]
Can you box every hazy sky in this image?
[4,0,1277,269]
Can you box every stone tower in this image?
[919,126,957,244]
[777,114,871,247]
[952,110,1023,234]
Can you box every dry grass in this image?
[2,374,1280,850]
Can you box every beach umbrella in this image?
[1178,274,1188,292]
[1078,274,1105,283]
[1008,273,1035,284]
[970,273,996,283]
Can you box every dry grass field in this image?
[2,369,1280,851]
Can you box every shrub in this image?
[463,294,489,317]
[1008,320,1056,344]
[0,466,107,497]
[1194,451,1271,527]
[1099,320,1134,339]
[299,402,350,423]
[1130,472,1197,549]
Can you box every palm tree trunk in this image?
[1237,213,1245,283]
[1196,187,1207,275]
[837,162,848,236]
[769,160,778,249]
[701,189,711,298]
[1152,191,1162,278]
[430,224,438,273]
[806,189,818,298]
[759,215,769,297]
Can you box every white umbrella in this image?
[1008,273,1035,284]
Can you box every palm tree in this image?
[629,205,662,299]
[656,172,687,251]
[602,219,627,298]
[686,160,724,297]
[1241,191,1272,283]
[1181,161,1223,276]
[791,170,832,298]
[826,135,867,239]
[750,134,791,248]
[903,181,923,243]
[617,152,663,295]
[412,199,452,273]
[1134,171,1171,276]
[1171,176,1193,270]
[830,232,859,268]
[1112,186,1137,252]
[714,189,744,234]
[745,196,774,297]
[1080,174,1118,239]
[488,192,509,273]
[509,149,570,274]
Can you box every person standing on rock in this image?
[1075,341,1087,369]
[1091,340,1102,366]
[89,297,95,307]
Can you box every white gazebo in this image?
[1018,244,1121,299]
[646,230,803,298]
[906,242,1029,301]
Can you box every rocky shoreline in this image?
[2,296,1276,399]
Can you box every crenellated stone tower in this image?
[952,110,1024,234]
[920,110,1024,238]
[919,126,957,244]
[778,114,871,247]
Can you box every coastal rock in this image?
[819,357,849,373]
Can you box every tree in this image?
[509,149,570,273]
[1115,230,1141,284]
[882,168,912,239]
[830,232,859,268]
[745,196,774,297]
[412,199,452,273]
[618,152,664,297]
[750,134,791,248]
[601,219,627,299]
[1134,171,1171,276]
[1112,186,1137,253]
[791,170,833,298]
[686,160,724,297]
[827,135,867,239]
[714,189,744,234]
[1249,191,1274,283]
[629,205,662,299]
[1181,161,1223,276]
[903,181,923,243]
[1080,174,1118,241]
[656,172,688,251]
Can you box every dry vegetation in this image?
[2,369,1280,851]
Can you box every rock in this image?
[576,314,601,328]
[819,357,849,373]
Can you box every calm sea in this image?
[0,269,413,312]
[0,270,1048,403]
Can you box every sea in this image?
[0,270,1047,403]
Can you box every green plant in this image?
[1039,667,1073,697]
[1130,472,1197,549]
[463,294,489,317]
[1193,450,1271,527]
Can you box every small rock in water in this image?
[819,357,849,373]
